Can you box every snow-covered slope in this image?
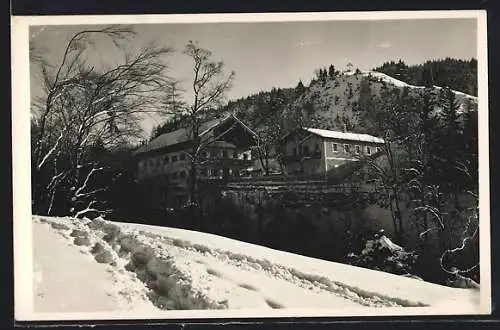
[358,70,478,102]
[21,215,485,320]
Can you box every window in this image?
[344,144,350,153]
[180,170,186,179]
[292,147,297,156]
[180,153,186,161]
[209,168,216,177]
[171,172,178,179]
[314,143,320,152]
[376,147,382,153]
[332,143,338,153]
[355,145,361,154]
[201,168,208,176]
[243,153,248,160]
[164,156,170,163]
[366,146,371,155]
[233,151,238,158]
[303,145,310,155]
[172,155,178,163]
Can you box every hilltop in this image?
[150,58,478,141]
[224,68,477,137]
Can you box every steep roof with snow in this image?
[133,118,221,155]
[134,114,255,156]
[304,127,385,144]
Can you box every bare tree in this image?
[254,122,283,176]
[180,40,235,204]
[31,25,176,216]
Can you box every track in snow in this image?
[34,216,431,311]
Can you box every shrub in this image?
[347,229,418,276]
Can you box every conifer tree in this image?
[295,80,306,96]
[328,64,336,79]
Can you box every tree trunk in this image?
[423,213,429,248]
[388,191,400,238]
[257,149,269,176]
[189,160,198,205]
[393,186,404,237]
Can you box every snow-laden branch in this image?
[73,166,105,198]
[418,226,440,239]
[37,129,66,170]
[46,170,69,193]
[439,211,479,275]
[413,205,445,230]
[74,200,112,218]
[466,190,479,199]
[75,187,108,199]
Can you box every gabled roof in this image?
[303,127,385,144]
[134,114,255,155]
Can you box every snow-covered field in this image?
[18,215,487,321]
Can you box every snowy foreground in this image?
[25,215,484,320]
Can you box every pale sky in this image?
[30,18,477,134]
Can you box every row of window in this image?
[199,150,251,160]
[291,143,382,156]
[142,150,252,169]
[142,153,187,169]
[332,143,381,155]
[199,168,234,177]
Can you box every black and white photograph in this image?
[12,10,490,320]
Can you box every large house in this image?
[280,127,385,176]
[134,114,257,205]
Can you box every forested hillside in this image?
[150,59,477,142]
[216,63,477,139]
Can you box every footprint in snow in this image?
[238,283,258,292]
[206,267,226,279]
[265,298,284,309]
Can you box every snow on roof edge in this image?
[303,127,385,144]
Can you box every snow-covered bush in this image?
[347,230,418,276]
